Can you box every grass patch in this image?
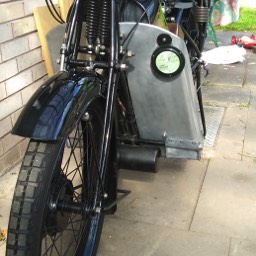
[238,103,249,108]
[215,7,256,33]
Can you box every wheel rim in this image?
[41,109,104,256]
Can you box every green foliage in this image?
[238,103,249,108]
[215,7,256,33]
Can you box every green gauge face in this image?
[155,51,181,74]
[151,46,185,77]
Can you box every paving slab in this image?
[190,159,256,240]
[98,217,230,256]
[0,166,18,231]
[203,63,246,87]
[243,114,256,162]
[202,86,251,107]
[113,158,207,230]
[0,166,19,255]
[250,90,256,109]
[229,238,256,256]
[0,199,12,232]
[150,229,229,256]
[240,90,256,162]
[98,216,169,256]
[244,52,256,87]
[248,90,256,111]
[0,241,5,256]
[214,106,247,160]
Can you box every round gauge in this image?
[151,46,185,77]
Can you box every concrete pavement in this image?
[0,31,256,255]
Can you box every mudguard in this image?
[12,71,105,140]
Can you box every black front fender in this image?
[13,71,105,140]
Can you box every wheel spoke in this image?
[42,213,85,255]
[62,124,84,174]
[42,234,62,256]
[87,120,105,200]
[42,117,103,254]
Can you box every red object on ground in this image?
[231,35,256,48]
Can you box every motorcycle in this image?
[6,0,210,255]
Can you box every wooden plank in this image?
[34,1,73,75]
[58,0,73,21]
[34,6,60,76]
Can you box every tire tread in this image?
[7,141,54,255]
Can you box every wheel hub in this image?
[45,174,74,235]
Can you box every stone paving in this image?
[0,32,256,255]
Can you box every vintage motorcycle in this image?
[6,0,210,255]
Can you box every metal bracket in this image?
[165,137,202,150]
[103,189,131,212]
[165,137,203,160]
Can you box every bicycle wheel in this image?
[7,101,110,256]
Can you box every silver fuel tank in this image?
[120,23,204,160]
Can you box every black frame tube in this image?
[99,0,120,182]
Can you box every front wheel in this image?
[6,101,113,256]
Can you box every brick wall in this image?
[0,0,58,175]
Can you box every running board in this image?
[103,189,131,213]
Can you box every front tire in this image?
[6,101,112,256]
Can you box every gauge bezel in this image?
[151,46,185,77]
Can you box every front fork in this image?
[98,0,120,192]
